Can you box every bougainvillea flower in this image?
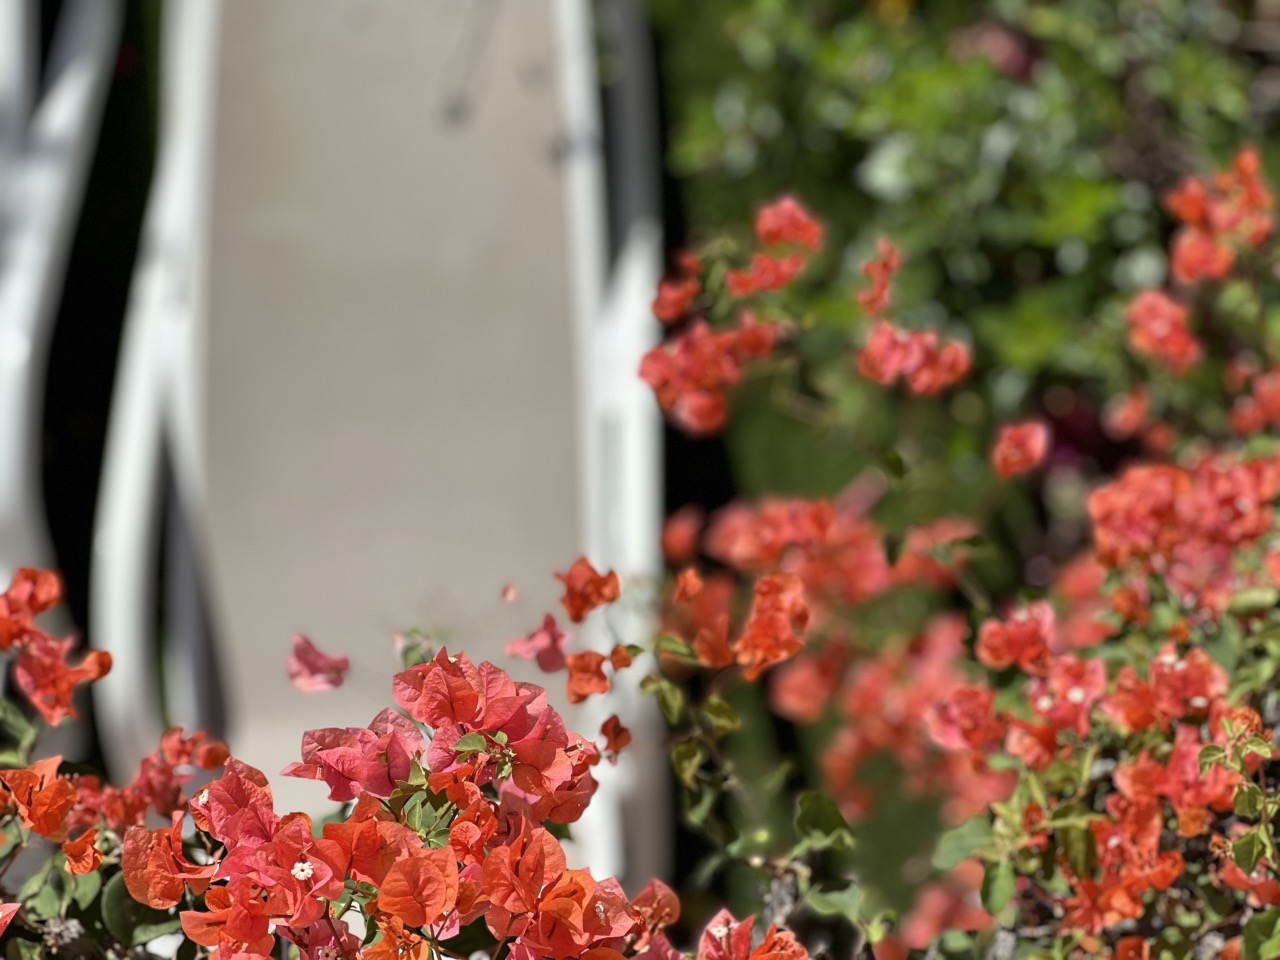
[281,708,424,801]
[749,924,809,959]
[697,908,755,960]
[506,614,568,673]
[396,649,600,824]
[179,877,275,957]
[373,845,460,928]
[195,758,280,850]
[124,727,226,824]
[286,634,350,692]
[1126,290,1202,376]
[893,516,977,588]
[858,238,901,317]
[976,601,1054,675]
[600,715,631,763]
[556,557,621,623]
[732,572,809,681]
[0,756,77,839]
[661,505,704,565]
[991,421,1049,479]
[632,877,680,951]
[652,250,702,324]
[768,641,844,725]
[62,827,102,874]
[725,252,805,296]
[122,812,219,908]
[640,316,780,435]
[1026,655,1107,736]
[0,904,19,939]
[0,567,60,650]
[481,820,568,925]
[1170,226,1233,285]
[565,651,610,704]
[278,916,362,960]
[653,275,701,324]
[322,812,420,887]
[925,687,1005,753]
[856,321,969,395]
[673,567,704,604]
[754,195,823,251]
[512,870,638,959]
[1103,388,1149,440]
[13,633,112,726]
[896,861,992,948]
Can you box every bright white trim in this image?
[93,0,223,779]
[553,0,666,886]
[0,0,120,589]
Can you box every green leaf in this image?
[670,741,705,788]
[1230,587,1280,616]
[653,635,696,660]
[806,884,863,926]
[932,818,994,871]
[132,919,183,945]
[7,941,44,960]
[23,885,59,922]
[794,791,854,853]
[451,732,488,755]
[0,699,37,766]
[1234,831,1265,876]
[1236,783,1264,819]
[101,872,179,947]
[880,448,907,479]
[18,858,56,919]
[1242,906,1280,960]
[640,675,686,725]
[1056,802,1096,878]
[682,782,719,827]
[981,859,1015,914]
[1244,737,1275,759]
[701,696,741,739]
[1199,745,1228,774]
[401,792,427,832]
[69,869,102,910]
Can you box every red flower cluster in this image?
[395,648,600,822]
[725,253,807,297]
[705,497,892,606]
[754,195,823,252]
[1087,452,1280,612]
[856,320,971,395]
[824,615,1017,824]
[723,195,822,296]
[0,568,112,725]
[653,251,703,324]
[857,238,901,317]
[639,315,779,434]
[112,647,733,960]
[1165,146,1273,285]
[990,420,1050,478]
[556,557,622,623]
[1125,290,1202,377]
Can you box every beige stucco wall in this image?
[201,0,589,820]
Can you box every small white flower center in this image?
[291,860,314,880]
[1188,696,1208,709]
[1066,687,1086,705]
[1035,695,1054,712]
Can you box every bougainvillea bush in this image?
[5,151,1280,960]
[630,144,1280,959]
